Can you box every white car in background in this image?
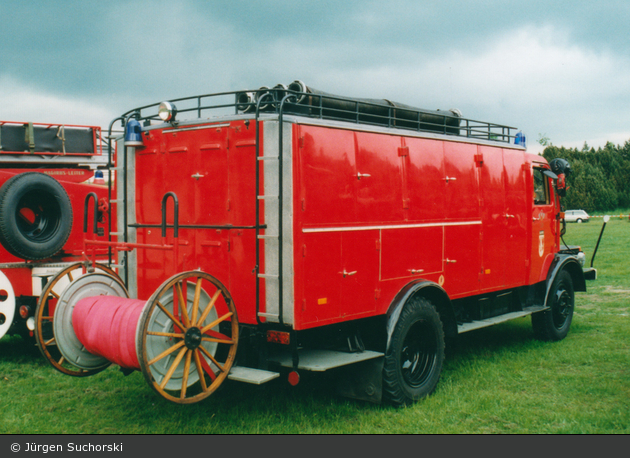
[565,209,590,223]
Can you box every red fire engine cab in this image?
[43,82,591,405]
[0,121,115,375]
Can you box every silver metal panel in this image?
[262,120,294,326]
[457,305,548,334]
[227,366,280,384]
[269,349,384,372]
[116,138,138,298]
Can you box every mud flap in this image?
[335,356,384,404]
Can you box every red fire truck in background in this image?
[39,82,593,405]
[0,121,115,375]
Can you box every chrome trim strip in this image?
[303,221,482,233]
[162,123,230,134]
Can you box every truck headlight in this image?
[158,101,177,122]
[577,252,586,267]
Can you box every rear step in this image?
[227,366,280,385]
[457,305,548,334]
[228,350,384,385]
[268,349,384,372]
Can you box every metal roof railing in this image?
[120,83,519,144]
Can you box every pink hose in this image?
[73,296,146,370]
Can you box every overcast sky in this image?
[2,0,630,154]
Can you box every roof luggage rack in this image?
[119,80,520,144]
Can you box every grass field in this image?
[1,219,628,434]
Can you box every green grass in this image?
[1,220,629,434]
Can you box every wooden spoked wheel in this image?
[34,262,120,376]
[137,271,239,404]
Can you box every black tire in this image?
[577,219,583,223]
[0,172,73,260]
[383,296,445,406]
[532,270,575,341]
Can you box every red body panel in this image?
[129,119,558,332]
[133,121,260,324]
[291,124,558,330]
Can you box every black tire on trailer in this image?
[383,295,445,406]
[0,172,73,260]
[532,270,575,341]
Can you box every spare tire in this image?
[0,172,73,260]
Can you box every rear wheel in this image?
[383,296,445,406]
[532,270,575,341]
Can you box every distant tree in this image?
[537,133,551,147]
[542,141,629,212]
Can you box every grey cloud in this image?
[1,1,630,150]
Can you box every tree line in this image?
[542,141,630,212]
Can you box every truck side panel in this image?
[293,124,529,330]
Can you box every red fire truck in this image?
[42,82,592,405]
[0,120,115,375]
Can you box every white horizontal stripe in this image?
[302,220,482,233]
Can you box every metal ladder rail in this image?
[106,117,125,273]
[112,112,141,287]
[254,92,278,325]
[254,91,298,326]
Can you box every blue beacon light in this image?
[124,119,143,147]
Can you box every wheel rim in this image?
[401,320,438,388]
[138,271,238,404]
[16,190,61,243]
[552,287,573,330]
[34,262,120,377]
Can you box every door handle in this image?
[445,259,457,264]
[341,270,358,277]
[408,269,424,274]
[356,173,371,180]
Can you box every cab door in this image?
[529,166,557,284]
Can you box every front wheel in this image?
[532,270,575,341]
[383,296,445,406]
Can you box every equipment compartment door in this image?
[443,223,481,298]
[301,231,342,326]
[339,230,379,319]
[300,229,378,327]
[502,150,529,287]
[478,145,506,290]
